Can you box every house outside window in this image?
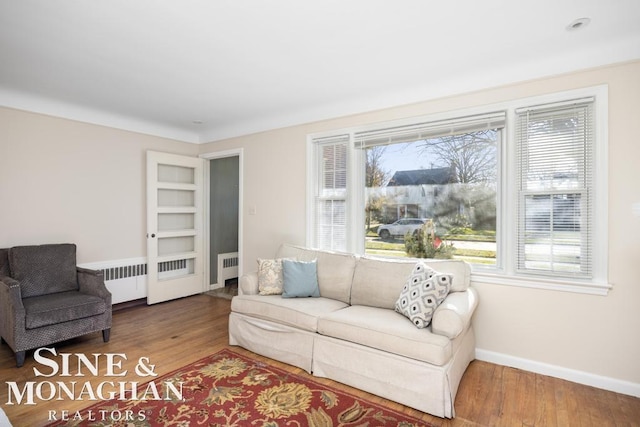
[360,122,500,266]
[308,86,609,294]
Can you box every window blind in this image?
[515,98,594,278]
[311,135,349,251]
[354,111,506,148]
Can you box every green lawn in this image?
[364,238,496,262]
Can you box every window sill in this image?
[470,271,612,296]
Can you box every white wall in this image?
[200,60,640,392]
[0,108,199,263]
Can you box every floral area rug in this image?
[47,348,434,426]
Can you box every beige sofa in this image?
[229,244,478,418]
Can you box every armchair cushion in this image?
[23,291,108,329]
[9,244,78,298]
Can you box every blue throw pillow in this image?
[282,259,320,298]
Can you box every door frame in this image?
[200,148,244,289]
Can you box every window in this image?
[356,112,504,265]
[310,135,349,251]
[308,87,608,293]
[515,99,594,278]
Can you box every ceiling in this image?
[1,1,639,144]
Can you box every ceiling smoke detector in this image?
[566,17,591,32]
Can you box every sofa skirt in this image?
[228,312,315,373]
[229,311,475,418]
[312,325,476,418]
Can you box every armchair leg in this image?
[16,351,26,368]
[102,328,111,342]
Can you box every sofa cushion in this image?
[282,259,320,298]
[9,244,78,298]
[257,258,286,295]
[351,257,414,309]
[231,294,348,332]
[395,262,452,328]
[276,244,356,304]
[351,256,471,309]
[23,291,107,329]
[317,305,452,366]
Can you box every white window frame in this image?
[307,85,610,295]
[309,135,350,251]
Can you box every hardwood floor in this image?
[1,294,638,426]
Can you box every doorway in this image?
[202,149,243,292]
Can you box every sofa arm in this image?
[0,276,24,309]
[432,287,479,339]
[0,276,26,342]
[239,272,259,296]
[77,267,112,303]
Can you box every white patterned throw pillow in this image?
[257,258,286,295]
[395,262,452,328]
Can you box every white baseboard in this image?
[475,348,640,398]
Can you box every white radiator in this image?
[217,252,239,287]
[78,258,147,304]
[79,257,188,304]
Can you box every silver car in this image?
[377,218,427,240]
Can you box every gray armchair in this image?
[0,244,112,367]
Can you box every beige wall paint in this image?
[200,60,640,388]
[0,108,199,263]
